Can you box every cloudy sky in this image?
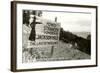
[42,11,91,32]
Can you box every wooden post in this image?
[50,46,54,57]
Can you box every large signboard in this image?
[35,18,61,46]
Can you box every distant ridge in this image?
[60,28,91,55]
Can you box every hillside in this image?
[22,26,91,63]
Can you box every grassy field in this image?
[22,40,90,63]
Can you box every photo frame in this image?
[11,1,98,72]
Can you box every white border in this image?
[17,3,96,69]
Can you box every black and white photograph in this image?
[22,10,91,63]
[11,1,97,71]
